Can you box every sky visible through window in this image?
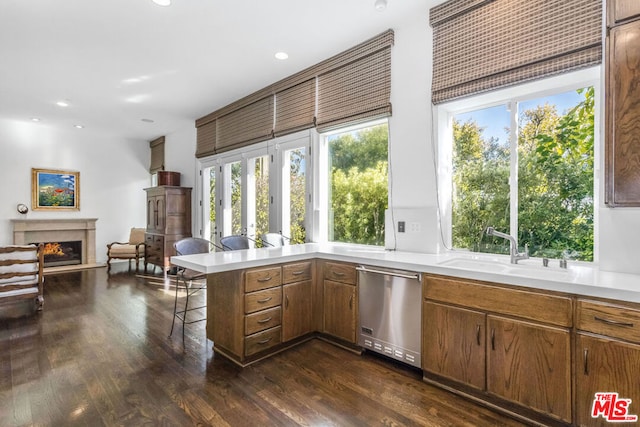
[455,90,584,144]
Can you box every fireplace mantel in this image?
[12,218,99,273]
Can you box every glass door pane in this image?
[283,147,306,244]
[222,160,242,236]
[247,154,269,241]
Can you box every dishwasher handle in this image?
[356,266,421,281]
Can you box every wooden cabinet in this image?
[575,300,640,426]
[322,262,357,343]
[282,262,313,342]
[487,316,571,422]
[144,186,191,272]
[608,0,640,26]
[423,275,573,424]
[423,301,485,390]
[605,0,640,206]
[243,266,282,357]
[208,261,316,366]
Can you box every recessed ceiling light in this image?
[56,100,69,107]
[152,0,171,6]
[275,52,289,60]
[141,118,155,123]
[74,124,84,129]
[374,0,387,11]
[31,117,41,122]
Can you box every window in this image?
[319,121,389,245]
[446,74,597,262]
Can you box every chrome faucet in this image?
[485,227,529,264]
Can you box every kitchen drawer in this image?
[424,275,572,327]
[577,300,640,343]
[283,261,312,284]
[245,326,281,356]
[245,266,282,292]
[245,306,281,336]
[324,262,356,285]
[245,287,282,314]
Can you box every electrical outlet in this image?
[398,221,405,232]
[409,222,421,233]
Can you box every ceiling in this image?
[0,0,435,142]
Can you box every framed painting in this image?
[31,168,80,211]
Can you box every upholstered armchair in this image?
[106,227,146,272]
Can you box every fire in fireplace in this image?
[38,241,82,267]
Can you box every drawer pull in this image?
[332,271,346,277]
[476,324,481,346]
[349,295,353,310]
[257,276,273,282]
[594,316,634,328]
[292,271,305,276]
[257,337,272,345]
[490,329,495,351]
[257,317,272,324]
[257,296,273,303]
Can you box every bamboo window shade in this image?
[274,78,316,137]
[149,136,165,173]
[430,0,603,104]
[216,96,274,152]
[196,119,216,158]
[316,45,392,132]
[195,29,394,157]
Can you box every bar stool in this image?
[169,237,219,346]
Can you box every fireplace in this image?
[12,218,98,273]
[39,241,82,267]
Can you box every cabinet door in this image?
[423,301,485,390]
[606,20,640,206]
[609,0,640,26]
[282,280,313,342]
[155,195,166,232]
[576,334,640,426]
[487,316,571,423]
[323,280,356,343]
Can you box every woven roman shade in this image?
[195,29,394,157]
[215,96,274,153]
[274,78,316,137]
[196,120,216,158]
[149,136,165,173]
[316,32,393,132]
[430,0,603,104]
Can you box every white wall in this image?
[0,118,149,264]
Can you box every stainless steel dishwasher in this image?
[356,265,422,368]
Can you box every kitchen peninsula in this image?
[172,244,640,426]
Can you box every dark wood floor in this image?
[0,263,528,427]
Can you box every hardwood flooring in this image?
[0,263,528,427]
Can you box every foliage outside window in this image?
[452,87,594,261]
[327,123,388,245]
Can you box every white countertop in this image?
[171,243,640,303]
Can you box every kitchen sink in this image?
[437,255,570,280]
